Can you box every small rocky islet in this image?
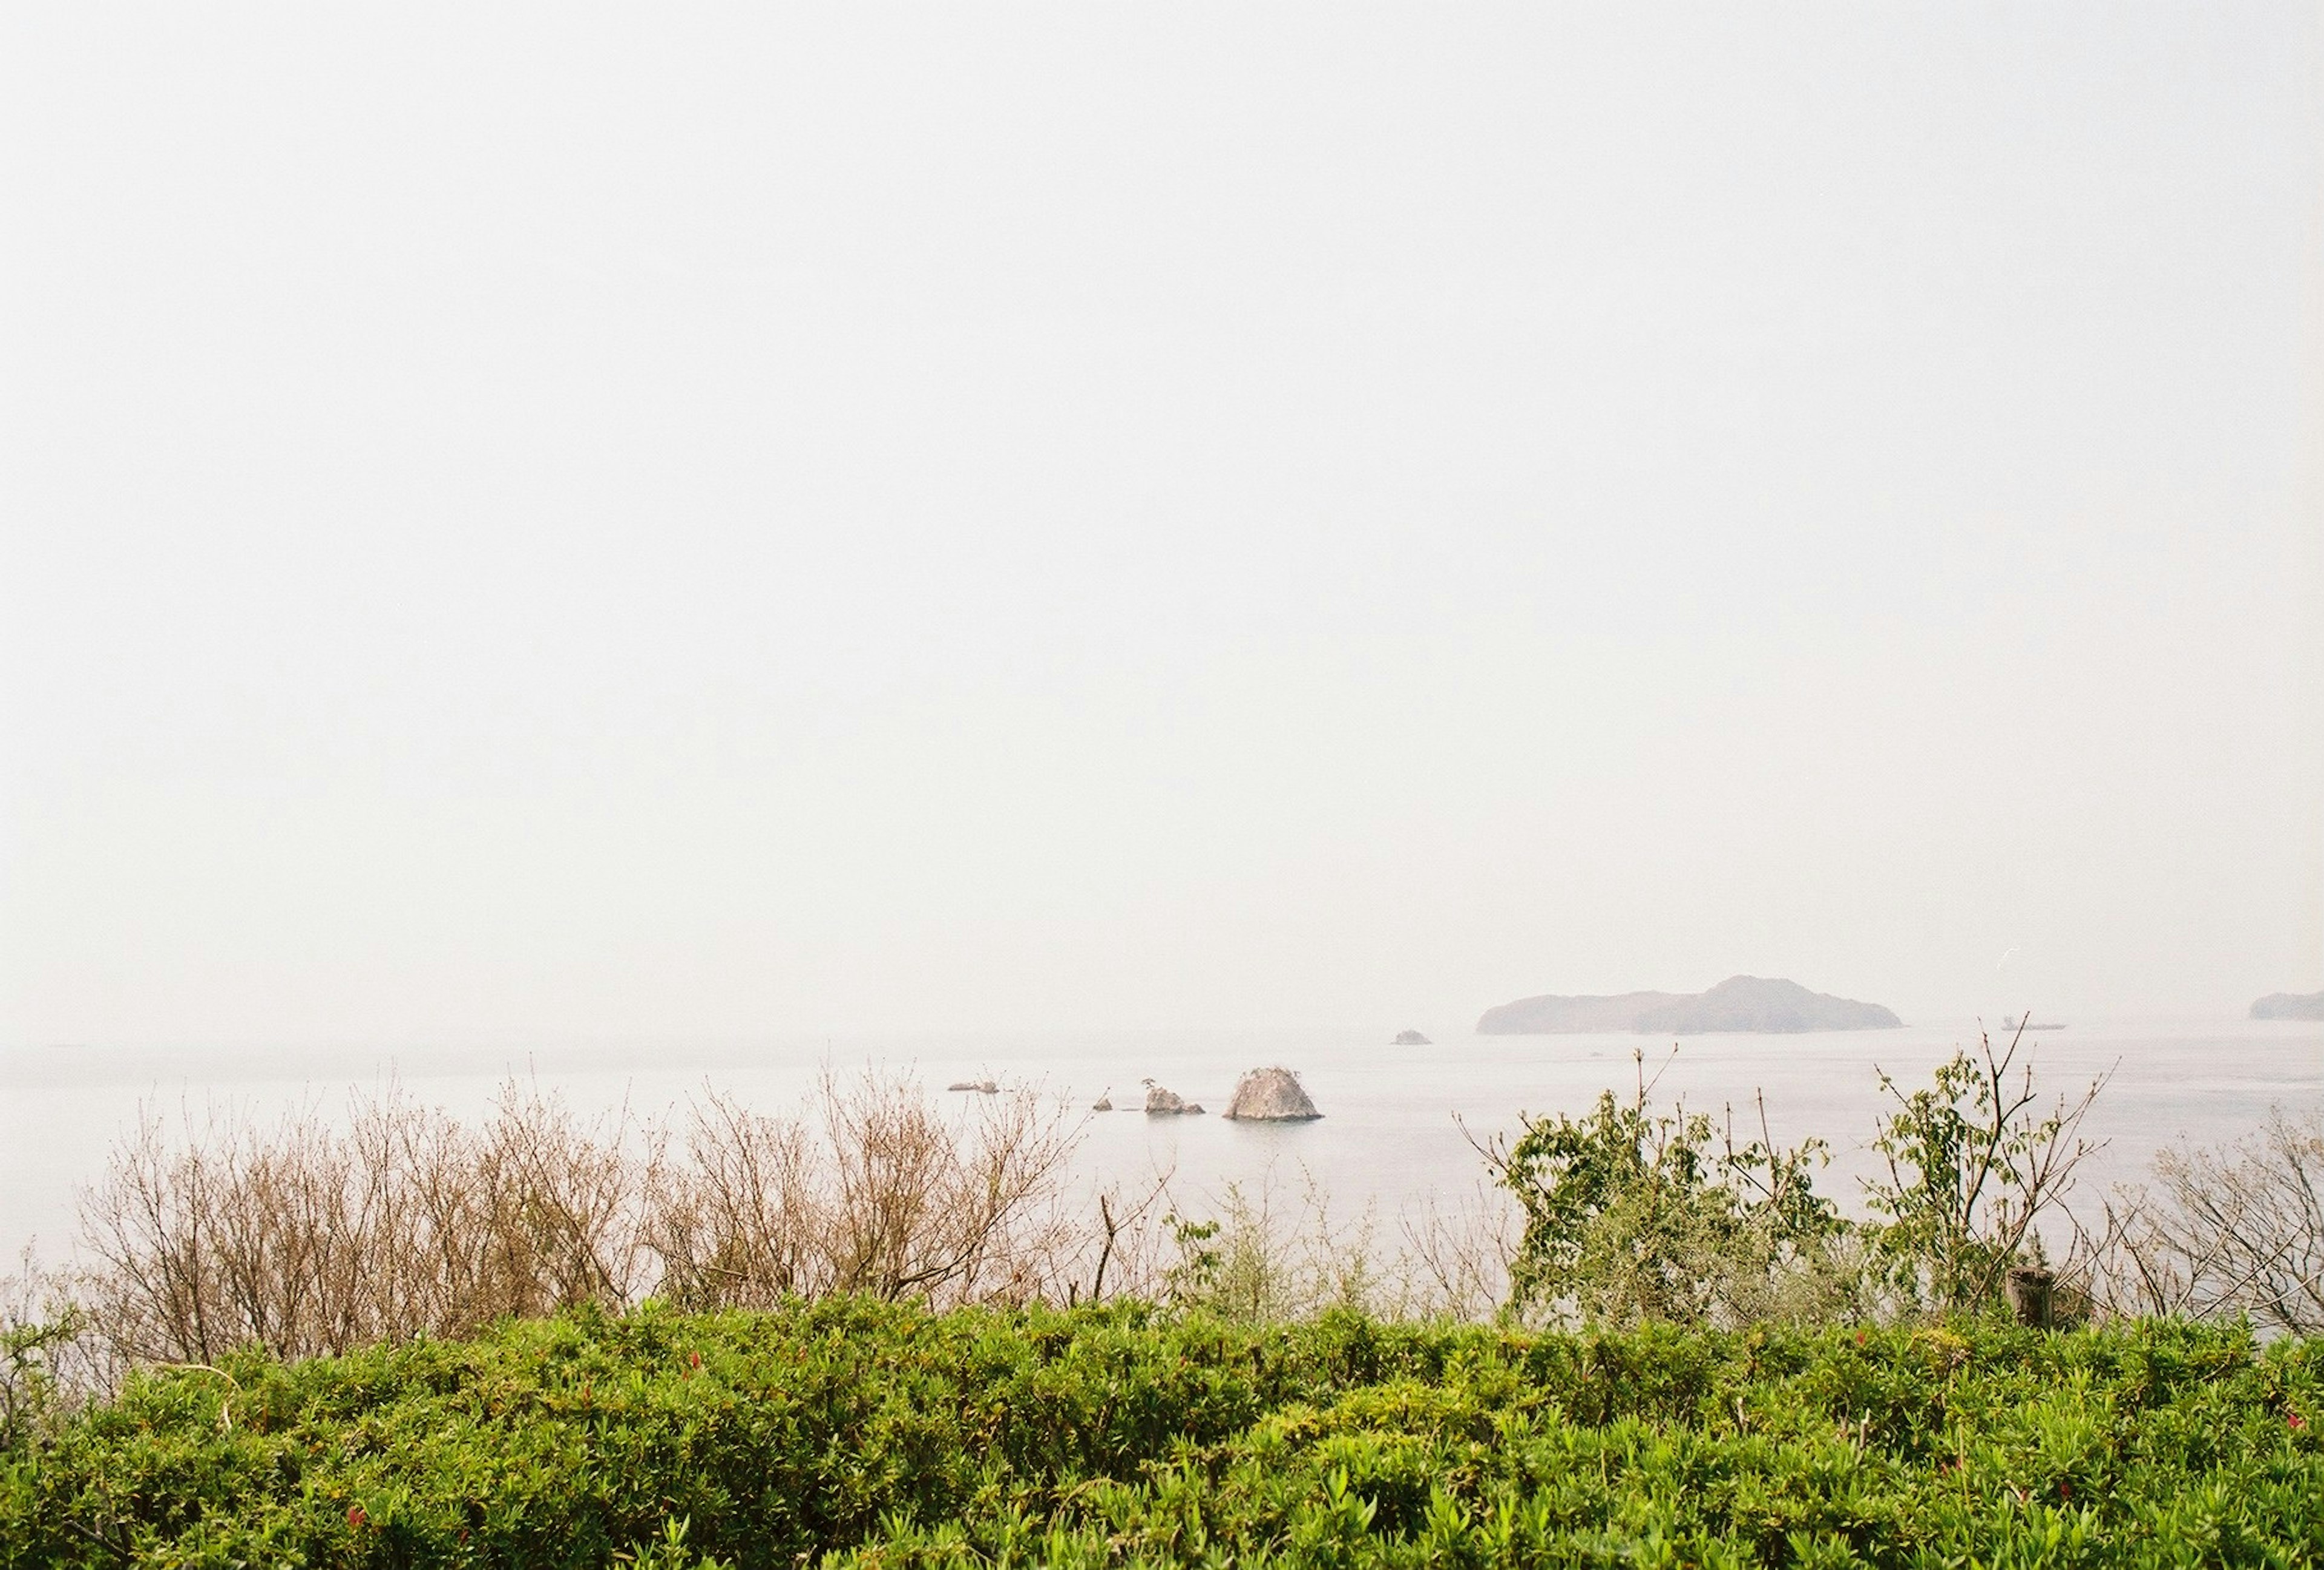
[1221,1066,1321,1122]
[1080,1069,1326,1121]
[1140,1082,1204,1116]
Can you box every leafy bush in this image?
[0,1309,82,1453]
[2,1301,2316,1568]
[1161,1175,1388,1322]
[1482,1073,1846,1329]
[0,1254,96,1451]
[1863,1023,2104,1316]
[1484,1030,2114,1331]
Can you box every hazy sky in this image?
[3,5,2319,1045]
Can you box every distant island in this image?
[1391,1029,1430,1046]
[2250,990,2324,1021]
[1477,974,1903,1035]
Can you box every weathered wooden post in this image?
[2005,1266,2055,1329]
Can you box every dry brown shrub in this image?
[2078,1105,2324,1334]
[76,1085,658,1363]
[75,1068,1110,1365]
[1397,1183,1520,1321]
[649,1072,1085,1310]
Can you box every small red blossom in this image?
[2059,1480,2072,1499]
[2291,1413,2307,1431]
[347,1506,367,1529]
[1854,1330,1868,1346]
[689,1351,701,1369]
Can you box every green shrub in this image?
[4,1301,2316,1568]
[1484,1032,2113,1331]
[1863,1026,2105,1316]
[1483,1065,1848,1329]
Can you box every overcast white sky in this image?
[2,5,2319,1045]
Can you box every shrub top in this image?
[4,1302,2316,1569]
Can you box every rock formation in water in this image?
[2251,990,2324,1021]
[1478,975,1902,1035]
[1222,1066,1322,1122]
[947,1079,1000,1093]
[1391,1029,1430,1046]
[1091,1089,1114,1111]
[1142,1082,1204,1115]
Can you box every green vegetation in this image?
[1475,1033,2104,1332]
[8,1028,2320,1565]
[1487,1086,1846,1327]
[5,1301,2318,1568]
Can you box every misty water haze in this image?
[2,7,2320,1261]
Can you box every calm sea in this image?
[6,1016,2319,1271]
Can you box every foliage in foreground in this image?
[1480,1028,2110,1332]
[4,1300,2319,1569]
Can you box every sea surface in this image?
[5,1016,2319,1274]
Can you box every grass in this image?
[4,1299,2318,1568]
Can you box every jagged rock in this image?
[1143,1084,1203,1115]
[1091,1090,1114,1111]
[1222,1066,1322,1122]
[1391,1029,1430,1046]
[947,1079,999,1094]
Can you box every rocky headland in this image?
[1477,974,1902,1035]
[2250,990,2324,1021]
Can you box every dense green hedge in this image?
[4,1301,2317,1568]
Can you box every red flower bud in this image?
[348,1506,367,1528]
